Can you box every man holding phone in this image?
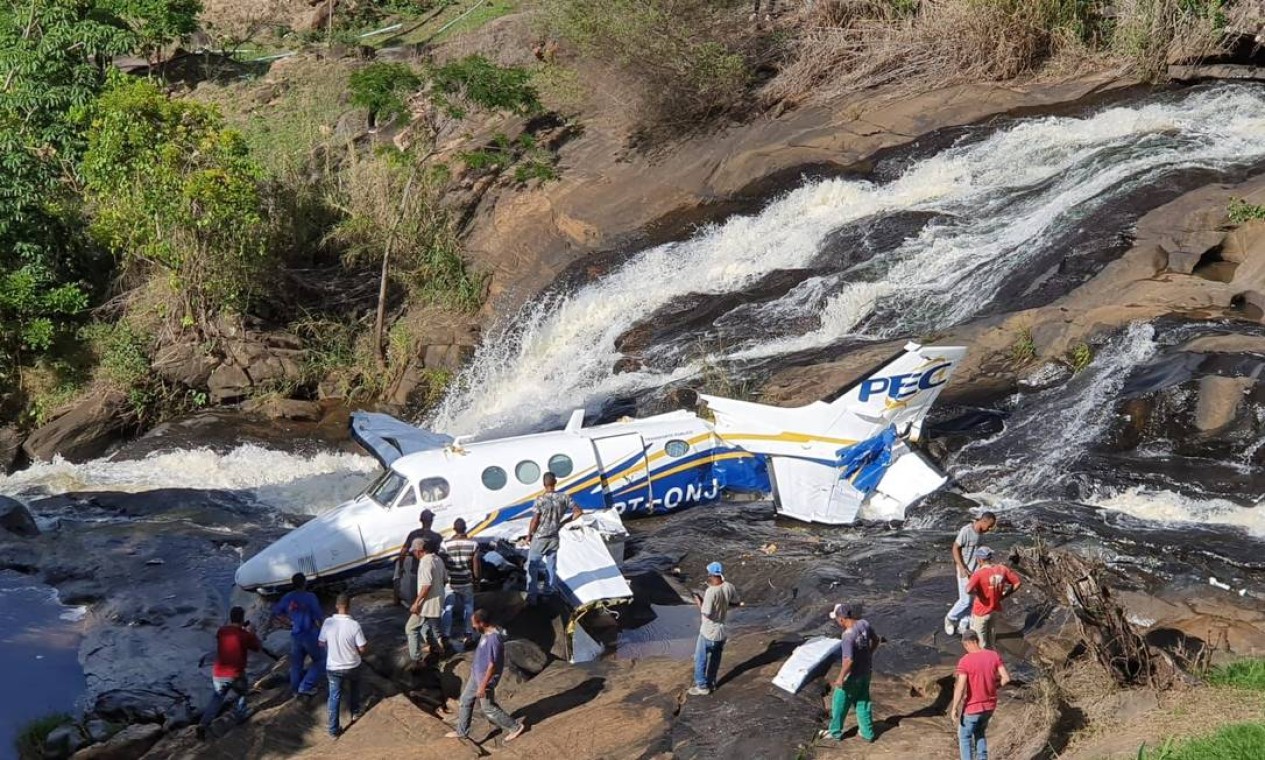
[689,561,742,696]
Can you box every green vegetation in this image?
[1067,342,1093,373]
[431,55,541,117]
[15,712,74,760]
[1138,723,1265,760]
[1228,197,1265,225]
[1011,328,1037,363]
[460,132,558,184]
[1208,658,1265,691]
[349,63,422,124]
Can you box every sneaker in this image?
[444,731,467,739]
[505,723,527,742]
[687,685,711,696]
[943,617,956,636]
[957,618,971,634]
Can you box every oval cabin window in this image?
[516,460,541,484]
[418,477,450,502]
[482,466,507,491]
[548,453,574,478]
[665,439,690,458]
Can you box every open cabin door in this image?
[592,433,653,514]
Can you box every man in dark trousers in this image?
[442,517,481,649]
[406,537,447,662]
[951,629,1011,760]
[271,572,325,698]
[823,602,879,743]
[394,509,440,603]
[524,472,581,605]
[445,609,526,743]
[196,606,260,740]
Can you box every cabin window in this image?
[419,477,450,502]
[515,460,541,484]
[368,470,408,507]
[397,486,418,508]
[665,439,690,458]
[548,454,574,478]
[482,466,507,491]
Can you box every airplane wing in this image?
[349,411,453,467]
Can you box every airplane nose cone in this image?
[234,545,298,592]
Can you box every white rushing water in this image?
[0,445,377,515]
[1088,487,1265,537]
[433,86,1265,436]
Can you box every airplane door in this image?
[593,434,653,515]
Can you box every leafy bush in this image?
[15,712,74,760]
[1207,658,1265,691]
[458,132,559,184]
[431,55,541,117]
[81,77,274,327]
[1228,197,1265,225]
[99,0,202,60]
[1010,328,1037,363]
[1067,342,1093,372]
[348,63,422,124]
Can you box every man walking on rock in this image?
[689,561,741,696]
[272,572,325,698]
[196,606,260,740]
[823,602,879,743]
[442,518,481,649]
[951,629,1010,760]
[966,547,1021,650]
[319,593,367,738]
[406,537,447,662]
[945,512,997,635]
[525,472,581,605]
[445,609,526,743]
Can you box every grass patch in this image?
[1208,659,1265,691]
[1011,328,1037,364]
[1067,342,1093,373]
[1139,722,1265,759]
[1228,197,1265,225]
[15,712,73,760]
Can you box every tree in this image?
[99,0,202,63]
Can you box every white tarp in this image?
[570,623,605,663]
[771,636,842,694]
[556,512,633,607]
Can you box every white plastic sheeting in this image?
[570,623,605,663]
[771,442,948,524]
[555,511,633,607]
[771,636,842,694]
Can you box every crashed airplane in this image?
[235,343,966,593]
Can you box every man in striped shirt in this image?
[442,518,481,649]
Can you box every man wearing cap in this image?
[405,537,447,662]
[824,603,879,743]
[688,561,741,696]
[965,547,1021,650]
[524,472,582,605]
[951,628,1010,760]
[394,509,442,604]
[945,512,997,636]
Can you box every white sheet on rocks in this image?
[772,636,842,694]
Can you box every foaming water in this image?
[433,86,1265,436]
[1089,487,1265,537]
[1,444,378,515]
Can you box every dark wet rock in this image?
[1018,361,1072,392]
[22,391,130,463]
[0,494,39,537]
[71,723,162,759]
[504,637,549,677]
[84,719,120,744]
[45,722,88,758]
[1,424,21,474]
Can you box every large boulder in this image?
[150,341,219,388]
[70,723,162,760]
[0,425,20,474]
[22,391,129,463]
[1193,375,1254,433]
[207,363,252,403]
[0,495,39,537]
[43,722,88,759]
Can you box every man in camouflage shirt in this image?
[525,471,582,605]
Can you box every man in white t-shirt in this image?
[319,593,368,738]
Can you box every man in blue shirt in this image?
[823,602,879,743]
[445,609,526,743]
[271,572,326,698]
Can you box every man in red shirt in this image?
[951,629,1010,760]
[196,606,262,740]
[965,547,1021,650]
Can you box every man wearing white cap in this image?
[823,602,879,743]
[688,561,741,696]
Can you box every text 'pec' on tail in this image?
[823,342,967,440]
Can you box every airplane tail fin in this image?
[819,342,967,441]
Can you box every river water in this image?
[2,83,1265,745]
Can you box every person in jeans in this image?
[823,602,879,742]
[524,472,581,605]
[689,561,741,696]
[442,518,482,649]
[393,509,441,604]
[445,609,527,743]
[966,547,1022,650]
[406,537,447,662]
[945,512,997,636]
[196,606,260,741]
[951,629,1010,760]
[271,572,325,698]
[319,593,368,738]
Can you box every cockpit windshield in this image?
[366,470,409,507]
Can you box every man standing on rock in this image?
[319,593,367,738]
[951,629,1010,760]
[394,509,441,604]
[823,602,879,743]
[965,547,1022,650]
[272,573,325,699]
[442,518,481,650]
[945,512,997,636]
[445,609,526,744]
[196,606,260,741]
[406,537,447,662]
[689,561,741,696]
[524,472,581,605]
